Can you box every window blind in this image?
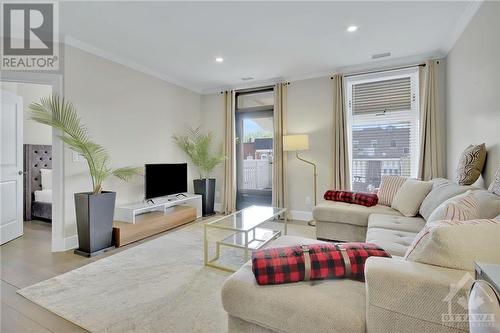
[346,70,419,193]
[352,77,412,115]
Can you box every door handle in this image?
[18,170,24,175]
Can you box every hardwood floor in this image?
[0,219,206,333]
[1,221,90,332]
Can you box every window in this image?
[346,68,419,192]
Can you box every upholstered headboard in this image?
[23,144,52,220]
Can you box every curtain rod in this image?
[335,62,434,79]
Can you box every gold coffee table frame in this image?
[204,206,288,272]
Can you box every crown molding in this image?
[201,51,443,95]
[439,0,483,55]
[63,35,203,94]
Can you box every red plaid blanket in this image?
[252,243,390,285]
[324,190,378,207]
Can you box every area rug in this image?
[17,219,314,333]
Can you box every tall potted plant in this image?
[173,126,225,216]
[30,95,141,257]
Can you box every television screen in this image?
[144,163,187,199]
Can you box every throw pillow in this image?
[40,168,52,190]
[427,190,479,223]
[391,179,433,217]
[456,143,486,185]
[323,190,378,207]
[404,219,500,271]
[488,167,500,195]
[377,175,407,206]
[419,178,472,220]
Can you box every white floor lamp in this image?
[283,134,317,227]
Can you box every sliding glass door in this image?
[235,89,274,210]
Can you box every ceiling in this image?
[59,1,480,93]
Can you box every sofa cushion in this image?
[428,189,500,223]
[405,219,500,271]
[427,190,479,223]
[368,214,426,234]
[391,179,433,217]
[313,201,401,227]
[365,227,417,257]
[221,236,366,333]
[419,178,473,220]
[488,167,500,195]
[473,189,500,218]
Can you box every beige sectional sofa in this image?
[221,178,500,333]
[314,178,497,248]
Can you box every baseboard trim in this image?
[289,210,313,221]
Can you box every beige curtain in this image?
[223,90,236,214]
[332,74,351,190]
[418,60,445,180]
[272,83,287,209]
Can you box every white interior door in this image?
[1,90,23,245]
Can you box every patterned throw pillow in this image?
[377,175,407,206]
[404,219,500,271]
[488,167,500,195]
[456,143,486,185]
[427,190,479,223]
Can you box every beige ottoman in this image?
[221,235,366,333]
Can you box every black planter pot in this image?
[74,191,116,257]
[193,178,216,216]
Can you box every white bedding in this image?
[34,189,52,203]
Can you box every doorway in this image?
[235,88,275,210]
[0,72,64,251]
[1,82,53,244]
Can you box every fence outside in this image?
[242,159,272,190]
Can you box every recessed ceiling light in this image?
[347,25,358,32]
[215,57,224,63]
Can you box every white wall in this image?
[446,1,500,187]
[199,93,225,210]
[286,77,333,214]
[0,82,52,145]
[63,45,202,237]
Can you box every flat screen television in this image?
[144,163,187,200]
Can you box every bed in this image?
[24,144,52,221]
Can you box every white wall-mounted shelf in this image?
[114,193,202,223]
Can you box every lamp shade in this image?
[283,134,309,151]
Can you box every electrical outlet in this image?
[72,151,85,162]
[305,196,312,205]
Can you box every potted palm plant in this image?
[30,95,141,257]
[173,126,225,216]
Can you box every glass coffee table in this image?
[204,206,287,272]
